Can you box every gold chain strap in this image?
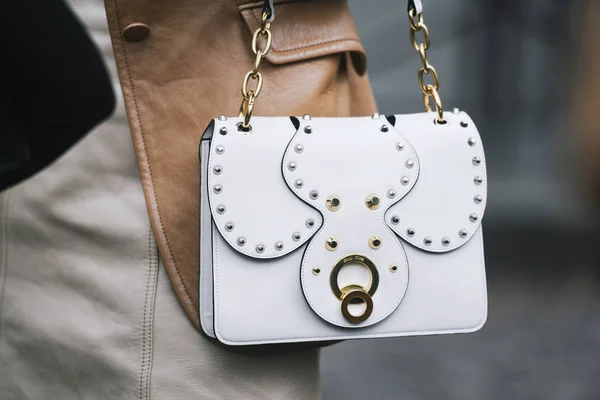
[238,12,273,130]
[408,9,445,123]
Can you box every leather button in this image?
[123,23,150,42]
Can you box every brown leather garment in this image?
[105,0,377,329]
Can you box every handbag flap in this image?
[387,112,487,252]
[206,112,486,259]
[206,117,323,259]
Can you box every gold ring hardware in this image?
[418,66,439,94]
[251,26,273,56]
[341,289,373,324]
[330,254,379,301]
[409,23,430,51]
[365,194,380,210]
[325,237,339,251]
[241,71,264,100]
[422,85,445,124]
[326,195,342,212]
[238,91,256,130]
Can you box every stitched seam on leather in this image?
[0,191,10,342]
[248,8,363,54]
[144,232,159,399]
[139,228,153,400]
[112,0,197,316]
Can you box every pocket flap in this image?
[239,0,367,74]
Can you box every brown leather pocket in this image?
[239,0,367,74]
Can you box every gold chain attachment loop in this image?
[408,9,445,124]
[239,11,273,130]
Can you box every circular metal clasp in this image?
[330,254,379,324]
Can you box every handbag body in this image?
[199,0,488,346]
[199,113,487,345]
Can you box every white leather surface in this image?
[210,226,486,345]
[200,113,488,345]
[387,112,487,252]
[207,118,322,259]
[282,116,419,328]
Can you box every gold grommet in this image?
[326,195,342,212]
[341,290,373,324]
[312,267,321,276]
[365,194,380,210]
[325,237,339,251]
[369,236,382,249]
[389,264,398,273]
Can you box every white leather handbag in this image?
[199,0,488,346]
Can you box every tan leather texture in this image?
[104,0,377,330]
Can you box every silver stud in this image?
[401,176,410,185]
[424,237,433,246]
[473,157,481,165]
[380,125,389,132]
[225,222,234,232]
[396,143,405,151]
[459,229,468,238]
[219,127,228,135]
[275,241,284,251]
[213,165,223,175]
[469,213,479,222]
[304,126,312,134]
[218,115,227,121]
[391,216,400,225]
[309,190,319,200]
[237,237,246,246]
[306,219,315,228]
[372,112,380,119]
[303,114,311,121]
[292,232,301,242]
[407,228,415,237]
[294,179,304,189]
[474,176,483,185]
[255,244,265,253]
[216,205,226,214]
[468,137,477,146]
[295,144,304,153]
[387,189,396,199]
[452,108,460,115]
[460,121,469,128]
[405,160,414,169]
[474,194,483,204]
[288,162,297,171]
[213,185,222,194]
[442,237,451,246]
[216,145,225,154]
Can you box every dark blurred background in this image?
[321,1,600,399]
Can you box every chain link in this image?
[408,9,445,123]
[239,12,273,130]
